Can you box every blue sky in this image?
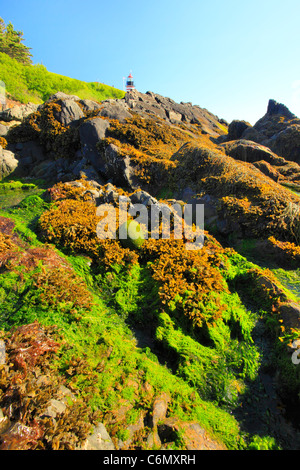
[1,0,300,124]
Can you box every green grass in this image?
[0,52,125,104]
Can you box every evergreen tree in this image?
[0,17,32,65]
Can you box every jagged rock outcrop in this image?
[125,89,227,137]
[267,99,296,119]
[238,99,300,163]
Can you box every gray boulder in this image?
[54,99,85,126]
[279,302,300,329]
[41,398,67,419]
[0,339,5,365]
[79,117,110,173]
[130,190,158,206]
[0,103,39,122]
[31,160,57,179]
[98,99,132,122]
[79,99,102,113]
[0,147,18,180]
[47,91,81,102]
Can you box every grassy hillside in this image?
[0,52,125,104]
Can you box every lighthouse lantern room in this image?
[126,72,135,92]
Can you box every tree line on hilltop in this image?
[0,17,32,66]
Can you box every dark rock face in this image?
[267,99,296,119]
[279,302,300,329]
[227,120,252,141]
[79,117,110,172]
[102,142,137,188]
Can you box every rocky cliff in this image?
[4,90,300,243]
[226,99,300,164]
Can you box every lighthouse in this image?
[126,72,135,92]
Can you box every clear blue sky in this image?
[1,0,300,124]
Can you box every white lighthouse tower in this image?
[125,72,135,92]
